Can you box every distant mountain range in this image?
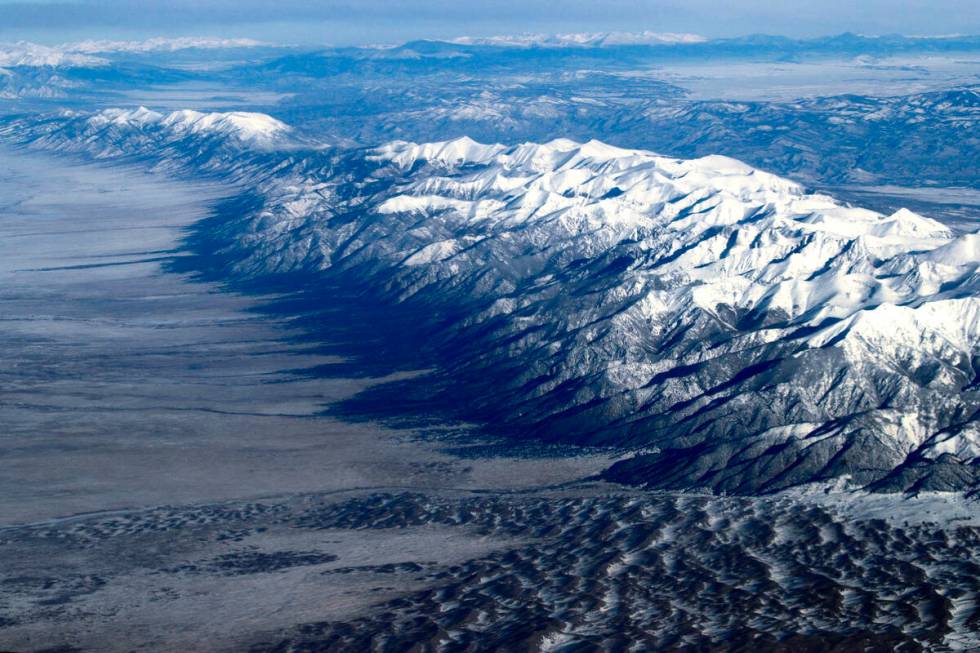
[3,32,977,193]
[447,31,708,48]
[4,108,978,494]
[263,85,980,191]
[0,36,271,68]
[5,32,979,72]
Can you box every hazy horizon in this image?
[1,0,979,46]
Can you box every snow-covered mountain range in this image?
[0,42,107,68]
[63,37,268,54]
[0,37,270,69]
[5,108,978,494]
[82,107,291,146]
[448,31,707,48]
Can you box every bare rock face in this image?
[5,110,979,493]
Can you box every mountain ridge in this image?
[3,109,978,494]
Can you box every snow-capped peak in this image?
[160,110,290,142]
[85,107,290,145]
[88,106,165,128]
[870,207,952,240]
[373,136,505,168]
[365,138,980,369]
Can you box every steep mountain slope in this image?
[4,108,978,494]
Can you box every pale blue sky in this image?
[1,0,978,45]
